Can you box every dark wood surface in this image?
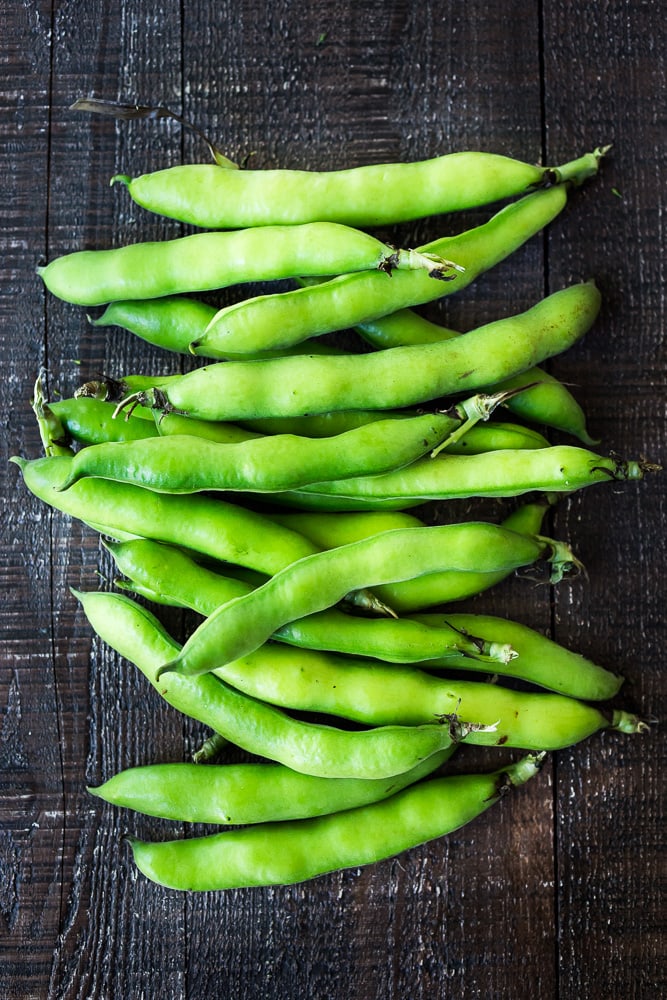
[1,2,664,997]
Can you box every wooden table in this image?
[2,2,664,997]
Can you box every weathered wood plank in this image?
[38,1,186,997]
[0,2,67,996]
[542,0,666,995]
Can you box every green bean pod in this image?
[75,589,475,779]
[93,296,346,360]
[54,406,504,495]
[241,414,550,451]
[89,751,454,824]
[192,184,577,356]
[286,446,648,511]
[203,644,641,748]
[38,222,455,306]
[356,308,597,444]
[11,454,319,576]
[127,753,547,890]
[102,535,628,701]
[115,147,603,228]
[105,538,516,666]
[273,501,551,612]
[65,378,548,452]
[158,524,580,678]
[60,393,262,447]
[129,282,601,422]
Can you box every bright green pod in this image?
[88,751,453,825]
[38,222,452,306]
[10,454,319,576]
[243,414,549,451]
[128,754,547,890]
[289,446,648,511]
[129,282,601,422]
[102,536,627,703]
[115,147,603,229]
[207,644,640,748]
[49,397,158,445]
[93,295,345,360]
[54,409,496,495]
[105,538,513,666]
[421,613,624,701]
[157,523,578,679]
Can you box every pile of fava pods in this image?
[15,111,656,891]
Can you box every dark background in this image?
[2,1,665,997]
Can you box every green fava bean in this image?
[116,147,603,228]
[127,753,546,890]
[88,750,453,825]
[76,589,474,779]
[49,397,158,445]
[106,536,623,702]
[11,454,319,576]
[54,406,502,495]
[416,613,625,701]
[242,413,549,451]
[38,222,454,306]
[192,185,574,356]
[128,282,601,423]
[208,645,642,750]
[157,523,579,679]
[105,538,516,666]
[288,446,649,511]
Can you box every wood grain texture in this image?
[1,0,664,997]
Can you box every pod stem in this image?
[537,536,586,584]
[380,248,465,281]
[610,710,651,735]
[431,387,529,458]
[192,731,229,763]
[548,145,612,187]
[498,752,548,794]
[31,369,73,458]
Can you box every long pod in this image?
[89,752,454,825]
[269,501,551,612]
[128,754,547,890]
[11,454,319,576]
[243,415,550,452]
[55,405,506,495]
[157,524,580,678]
[75,589,474,780]
[415,613,625,701]
[126,282,601,422]
[205,645,640,748]
[38,222,453,306]
[192,185,580,356]
[49,397,158,445]
[115,147,603,228]
[106,538,516,666]
[286,446,649,511]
